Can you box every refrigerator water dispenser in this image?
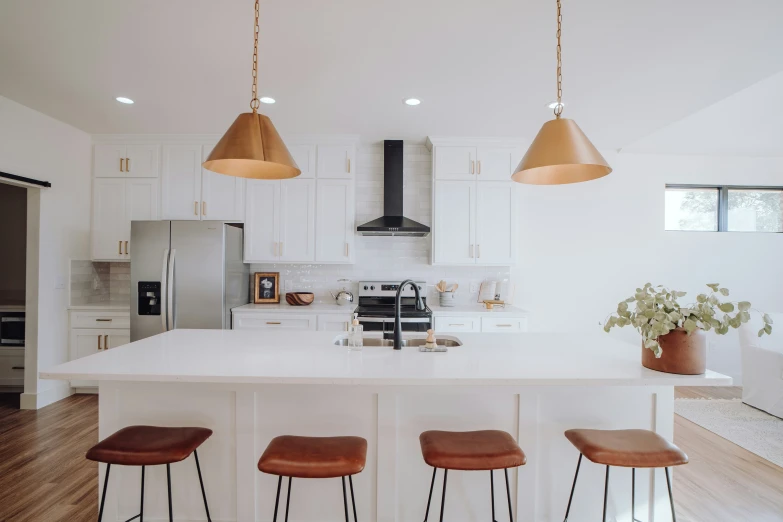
[138,281,161,316]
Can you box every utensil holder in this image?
[439,292,456,307]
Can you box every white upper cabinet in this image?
[94,144,159,178]
[476,146,516,181]
[428,137,521,266]
[475,182,516,265]
[201,143,245,221]
[161,145,202,220]
[315,179,355,263]
[433,181,475,265]
[279,179,316,262]
[245,180,280,262]
[434,146,476,180]
[288,144,317,178]
[92,178,158,261]
[316,144,354,179]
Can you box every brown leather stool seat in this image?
[419,430,526,471]
[87,425,214,522]
[565,428,688,468]
[87,425,213,466]
[258,435,368,479]
[562,428,688,522]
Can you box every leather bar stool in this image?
[419,430,526,522]
[562,429,689,522]
[258,435,368,522]
[86,425,213,522]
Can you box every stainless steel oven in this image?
[354,281,432,336]
[0,311,25,346]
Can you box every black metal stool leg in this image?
[490,470,497,522]
[438,469,448,522]
[139,465,145,522]
[342,477,350,522]
[631,468,636,522]
[97,463,111,522]
[272,476,283,522]
[284,477,292,522]
[193,450,212,521]
[602,465,610,522]
[423,468,437,522]
[563,454,582,522]
[166,463,173,522]
[504,468,513,522]
[349,475,358,522]
[665,467,678,522]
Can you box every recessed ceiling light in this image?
[404,98,421,106]
[115,97,134,104]
[547,101,565,109]
[259,96,276,104]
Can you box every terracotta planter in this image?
[641,328,707,375]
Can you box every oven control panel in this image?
[359,281,425,297]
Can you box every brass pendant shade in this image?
[203,113,300,180]
[511,118,611,185]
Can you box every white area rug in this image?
[674,399,783,468]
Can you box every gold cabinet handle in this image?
[124,241,129,255]
[449,323,465,327]
[97,335,103,351]
[194,201,199,216]
[345,242,349,257]
[202,201,206,216]
[125,157,130,172]
[120,158,125,172]
[496,324,513,327]
[470,160,475,174]
[266,321,281,325]
[347,157,351,173]
[477,160,481,175]
[96,318,113,322]
[104,334,109,348]
[118,240,122,255]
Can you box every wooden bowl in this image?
[285,292,314,306]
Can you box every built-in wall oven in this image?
[354,281,432,336]
[0,311,25,346]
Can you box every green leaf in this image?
[708,294,720,306]
[683,318,698,334]
[764,324,772,335]
[758,328,765,338]
[718,302,735,313]
[696,294,707,304]
[618,302,629,314]
[603,323,611,333]
[738,301,751,312]
[674,291,687,298]
[625,297,636,304]
[763,314,774,325]
[719,288,730,296]
[739,311,751,323]
[706,283,720,291]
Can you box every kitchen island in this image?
[41,329,730,522]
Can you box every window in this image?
[665,185,783,233]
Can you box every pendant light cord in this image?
[250,0,261,113]
[554,0,563,118]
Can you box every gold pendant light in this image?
[512,0,611,185]
[203,0,300,180]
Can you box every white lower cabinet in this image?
[232,313,317,331]
[481,316,528,332]
[69,310,130,389]
[434,316,481,333]
[92,178,159,261]
[435,314,528,333]
[0,349,25,387]
[317,314,353,332]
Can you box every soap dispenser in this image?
[348,313,363,351]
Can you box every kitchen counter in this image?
[232,302,353,315]
[41,329,727,522]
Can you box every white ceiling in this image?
[624,71,783,157]
[1,0,782,148]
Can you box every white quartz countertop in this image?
[41,329,731,387]
[232,303,353,314]
[429,304,528,316]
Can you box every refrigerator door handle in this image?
[167,249,176,330]
[161,249,170,332]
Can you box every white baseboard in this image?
[20,382,73,409]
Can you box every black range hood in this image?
[357,140,431,237]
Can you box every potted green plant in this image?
[604,283,773,375]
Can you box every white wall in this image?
[513,152,783,383]
[0,95,92,408]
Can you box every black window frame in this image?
[665,184,783,233]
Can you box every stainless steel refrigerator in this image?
[130,221,249,342]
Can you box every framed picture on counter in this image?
[254,272,280,304]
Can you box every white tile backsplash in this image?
[70,260,131,306]
[250,142,511,305]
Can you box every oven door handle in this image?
[1,317,25,322]
[357,317,431,323]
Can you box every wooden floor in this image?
[0,389,781,521]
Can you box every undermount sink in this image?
[333,335,462,348]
